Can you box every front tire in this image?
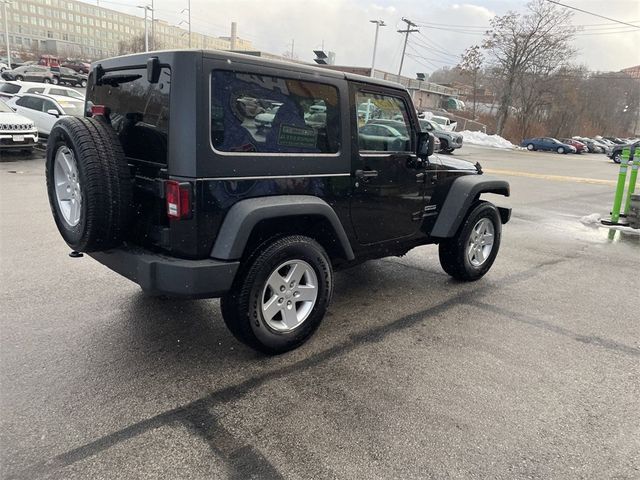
[527,143,535,151]
[613,152,622,164]
[557,147,564,154]
[15,75,24,81]
[80,79,87,88]
[221,235,333,354]
[439,201,502,281]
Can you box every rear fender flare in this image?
[211,195,355,261]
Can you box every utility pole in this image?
[150,0,154,50]
[369,19,386,78]
[397,17,418,83]
[180,0,191,48]
[1,0,10,68]
[290,39,295,59]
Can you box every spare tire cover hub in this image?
[54,146,82,227]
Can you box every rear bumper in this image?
[89,246,239,298]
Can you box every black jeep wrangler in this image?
[45,50,510,354]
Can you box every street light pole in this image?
[369,19,385,78]
[2,0,11,68]
[397,17,418,83]
[137,5,152,52]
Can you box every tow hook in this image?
[69,251,84,258]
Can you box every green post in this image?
[623,148,638,216]
[610,147,630,224]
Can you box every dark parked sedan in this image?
[521,137,576,154]
[51,67,88,87]
[1,65,56,83]
[61,61,90,74]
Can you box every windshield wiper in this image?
[97,72,142,87]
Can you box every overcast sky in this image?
[90,0,640,75]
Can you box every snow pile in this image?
[580,213,602,225]
[459,130,516,149]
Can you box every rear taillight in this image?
[165,181,192,220]
[90,104,109,117]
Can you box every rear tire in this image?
[613,152,622,164]
[80,79,87,88]
[16,75,24,81]
[439,201,502,281]
[221,235,333,354]
[45,117,132,252]
[44,78,52,84]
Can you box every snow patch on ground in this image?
[580,213,602,225]
[459,130,517,149]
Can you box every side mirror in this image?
[417,131,435,158]
[47,109,60,117]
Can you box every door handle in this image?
[355,169,378,179]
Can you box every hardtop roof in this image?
[94,49,407,92]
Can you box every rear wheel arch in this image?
[210,196,355,263]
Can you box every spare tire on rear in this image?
[46,117,132,252]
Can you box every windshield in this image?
[58,101,85,117]
[419,119,434,131]
[0,100,12,113]
[50,88,84,100]
[0,83,20,94]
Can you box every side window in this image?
[26,87,45,94]
[211,71,340,154]
[355,91,413,152]
[42,99,57,113]
[49,88,68,96]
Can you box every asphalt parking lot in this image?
[1,146,638,479]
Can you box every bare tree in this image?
[483,0,575,135]
[458,45,484,119]
[118,35,164,55]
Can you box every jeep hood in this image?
[438,155,478,172]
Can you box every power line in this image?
[409,39,460,65]
[542,0,640,29]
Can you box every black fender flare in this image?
[210,195,355,261]
[430,175,510,238]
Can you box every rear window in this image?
[90,67,170,164]
[211,71,340,154]
[50,88,74,97]
[0,84,20,94]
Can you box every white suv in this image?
[6,93,85,135]
[0,81,85,101]
[0,100,38,152]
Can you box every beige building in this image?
[0,0,252,60]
